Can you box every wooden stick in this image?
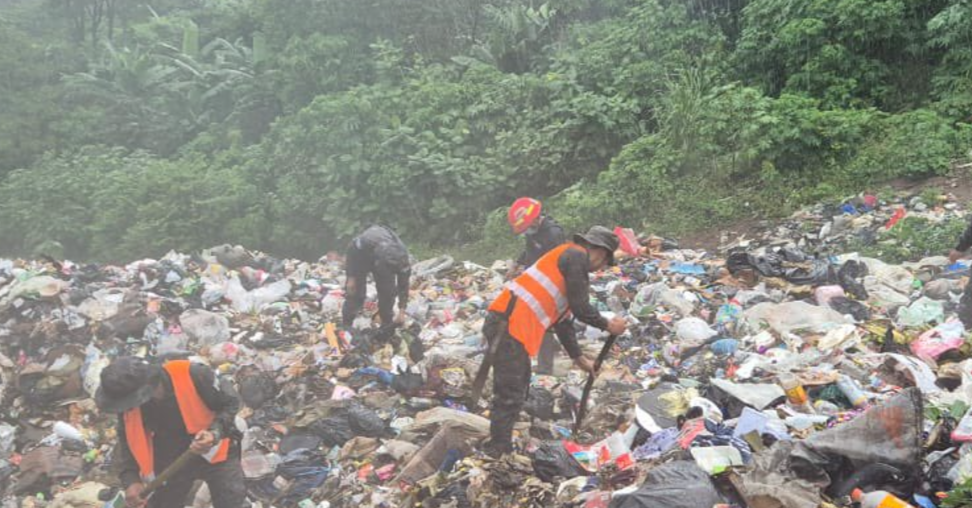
[573,335,618,436]
[142,449,198,498]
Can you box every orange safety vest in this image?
[123,360,231,482]
[488,243,585,356]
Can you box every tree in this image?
[0,19,69,174]
[61,42,190,154]
[46,0,120,46]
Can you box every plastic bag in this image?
[742,301,850,335]
[635,387,680,433]
[413,256,454,279]
[81,345,108,398]
[76,289,125,321]
[209,341,246,364]
[798,388,924,472]
[814,285,846,307]
[226,275,292,312]
[346,404,388,437]
[897,297,945,328]
[311,418,353,448]
[320,290,344,316]
[911,320,966,361]
[709,378,786,410]
[614,227,642,257]
[637,283,695,317]
[209,244,251,268]
[608,461,722,508]
[179,309,230,346]
[48,482,108,508]
[675,318,717,346]
[861,258,915,295]
[156,327,189,356]
[828,296,871,322]
[838,260,869,300]
[0,423,16,460]
[236,365,278,409]
[659,388,700,418]
[533,441,590,483]
[816,324,860,351]
[714,301,742,327]
[524,387,556,420]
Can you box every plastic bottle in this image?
[407,397,437,410]
[950,406,972,442]
[813,400,841,415]
[53,422,84,442]
[851,488,915,508]
[784,414,829,431]
[779,374,808,405]
[836,375,867,408]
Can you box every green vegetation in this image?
[849,216,968,264]
[0,0,970,262]
[944,477,972,508]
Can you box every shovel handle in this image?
[142,449,197,498]
[573,335,619,436]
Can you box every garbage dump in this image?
[4,192,972,507]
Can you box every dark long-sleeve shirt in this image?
[493,246,609,359]
[517,216,566,268]
[346,225,411,312]
[549,247,610,358]
[957,216,972,252]
[115,363,240,487]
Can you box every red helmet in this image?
[508,197,542,234]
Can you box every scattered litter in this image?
[3,192,972,507]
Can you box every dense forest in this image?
[0,0,969,262]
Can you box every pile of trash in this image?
[2,190,972,508]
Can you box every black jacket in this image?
[346,225,411,308]
[517,216,566,268]
[114,363,240,487]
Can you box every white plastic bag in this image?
[675,317,717,346]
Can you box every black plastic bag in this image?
[346,403,388,437]
[838,260,869,300]
[532,441,589,483]
[524,387,556,420]
[829,463,915,500]
[609,461,722,508]
[278,431,323,455]
[926,453,958,493]
[391,372,424,395]
[784,260,832,286]
[247,404,291,427]
[311,417,354,447]
[403,326,427,362]
[236,365,278,409]
[828,296,871,321]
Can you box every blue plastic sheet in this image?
[668,262,706,275]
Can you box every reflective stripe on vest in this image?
[488,243,584,356]
[123,360,231,482]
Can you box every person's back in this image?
[343,225,412,339]
[355,225,404,253]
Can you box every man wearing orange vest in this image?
[96,356,245,508]
[483,226,627,456]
